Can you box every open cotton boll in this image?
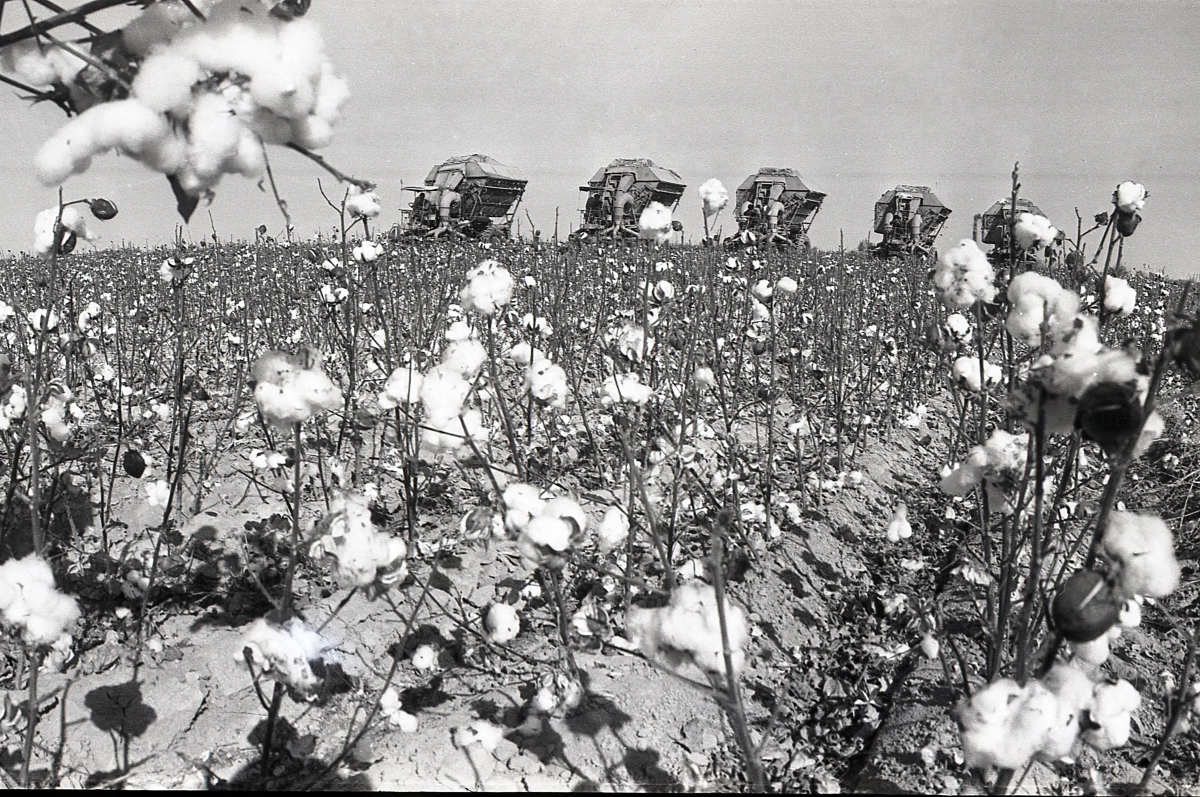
[484,603,520,644]
[1006,271,1081,346]
[419,364,471,422]
[1104,276,1137,317]
[597,507,629,553]
[34,120,98,186]
[442,339,487,379]
[1013,213,1058,251]
[459,261,514,316]
[655,581,748,676]
[138,127,189,175]
[240,617,327,694]
[600,374,654,407]
[526,360,568,408]
[940,447,989,496]
[227,126,267,178]
[885,502,912,542]
[187,92,244,178]
[698,178,729,217]
[311,61,351,123]
[1072,626,1121,666]
[0,40,61,87]
[421,409,486,457]
[132,52,203,114]
[1081,680,1140,751]
[378,366,423,410]
[1114,182,1146,214]
[1039,664,1097,760]
[951,356,1001,393]
[1102,511,1180,598]
[310,491,408,588]
[933,240,996,309]
[522,515,574,554]
[503,483,546,533]
[291,368,343,415]
[638,201,673,244]
[0,555,80,645]
[346,185,381,219]
[958,679,1040,770]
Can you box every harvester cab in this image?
[871,185,951,258]
[978,197,1051,264]
[399,154,527,240]
[575,158,686,240]
[729,168,825,248]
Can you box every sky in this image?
[1,1,1199,275]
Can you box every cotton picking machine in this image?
[398,154,527,240]
[574,158,686,240]
[870,185,951,258]
[726,168,826,248]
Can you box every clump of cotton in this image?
[1013,213,1058,251]
[459,260,514,316]
[345,185,381,219]
[1104,276,1137,317]
[626,581,749,677]
[32,206,97,259]
[932,240,996,309]
[239,617,328,695]
[377,365,423,410]
[309,491,408,590]
[638,201,673,245]
[1102,511,1180,598]
[1113,182,1147,214]
[0,555,80,646]
[1081,679,1141,750]
[0,39,86,87]
[250,345,342,430]
[698,178,729,218]
[1006,271,1081,348]
[950,356,1002,393]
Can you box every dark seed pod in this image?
[1115,210,1141,237]
[668,331,684,351]
[1077,381,1143,451]
[88,198,118,220]
[752,340,768,356]
[57,231,77,256]
[1052,569,1122,642]
[122,450,146,478]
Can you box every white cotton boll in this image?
[597,507,629,553]
[1072,626,1120,666]
[419,364,471,422]
[132,52,203,114]
[310,491,408,588]
[1013,213,1058,251]
[983,429,1029,475]
[1081,680,1140,751]
[638,201,673,244]
[941,447,989,496]
[138,128,189,174]
[951,356,1002,392]
[776,276,798,295]
[885,502,912,542]
[0,40,60,87]
[460,262,515,316]
[543,497,587,536]
[33,208,61,258]
[484,603,520,644]
[241,617,326,694]
[442,339,487,379]
[420,410,485,457]
[959,679,1035,770]
[445,320,472,342]
[1133,411,1164,459]
[34,119,98,186]
[82,100,170,155]
[656,581,748,676]
[933,240,996,309]
[1104,276,1137,317]
[254,381,310,427]
[311,61,350,123]
[188,92,243,177]
[345,186,381,219]
[944,313,972,344]
[411,644,438,671]
[1102,511,1180,598]
[292,368,342,415]
[698,178,729,217]
[0,556,80,645]
[288,114,333,149]
[1114,182,1146,214]
[523,515,573,552]
[227,126,266,178]
[526,360,568,408]
[503,483,546,533]
[1118,598,1142,628]
[600,374,654,407]
[1005,271,1080,347]
[508,342,546,367]
[1039,664,1096,761]
[694,366,717,387]
[378,366,423,409]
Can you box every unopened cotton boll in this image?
[638,201,673,244]
[698,178,728,217]
[484,603,520,644]
[1102,511,1180,598]
[1013,213,1058,251]
[1104,276,1137,317]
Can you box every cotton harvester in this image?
[727,168,826,248]
[871,185,951,258]
[977,197,1053,264]
[574,159,686,240]
[398,154,527,240]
